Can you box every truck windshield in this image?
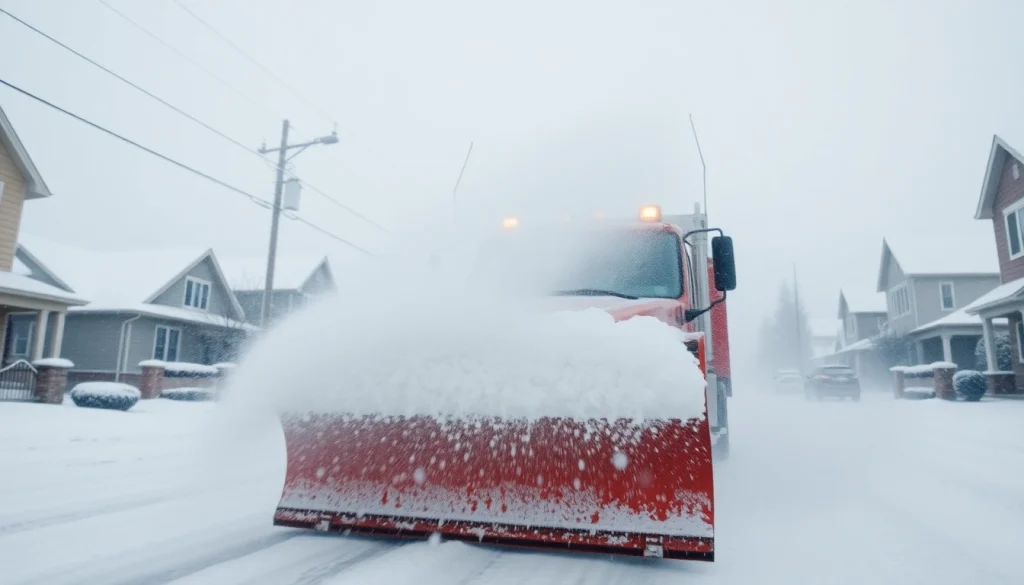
[474,228,684,299]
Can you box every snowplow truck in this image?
[273,203,736,560]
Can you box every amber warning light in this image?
[502,216,519,229]
[639,205,662,222]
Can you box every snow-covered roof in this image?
[0,271,87,305]
[964,277,1024,315]
[878,232,999,290]
[0,104,51,199]
[70,302,257,331]
[218,254,331,292]
[832,337,873,355]
[839,289,887,315]
[975,135,1024,220]
[17,234,246,323]
[911,307,1008,335]
[18,234,210,306]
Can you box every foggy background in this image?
[1,0,1021,367]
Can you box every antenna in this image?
[452,141,474,225]
[689,114,707,216]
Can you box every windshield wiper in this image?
[552,288,639,300]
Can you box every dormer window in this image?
[183,276,210,310]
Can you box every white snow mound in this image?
[224,280,707,423]
[70,382,141,398]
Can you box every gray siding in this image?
[150,257,239,320]
[234,289,300,326]
[301,264,335,296]
[59,314,127,371]
[854,313,884,340]
[910,275,1000,325]
[883,258,918,334]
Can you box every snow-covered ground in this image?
[2,389,1023,585]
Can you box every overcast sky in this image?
[2,0,1023,362]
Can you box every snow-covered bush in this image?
[161,361,219,378]
[70,382,140,411]
[975,333,1012,371]
[161,387,215,402]
[953,370,986,402]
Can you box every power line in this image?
[94,0,284,123]
[0,76,372,256]
[169,0,339,126]
[2,6,391,235]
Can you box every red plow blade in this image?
[274,412,715,560]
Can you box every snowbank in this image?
[222,275,707,425]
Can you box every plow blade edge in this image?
[275,413,714,560]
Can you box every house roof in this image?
[16,234,246,322]
[876,233,999,291]
[0,104,51,199]
[839,288,887,316]
[963,277,1024,315]
[71,302,257,331]
[0,271,87,305]
[218,254,332,292]
[911,307,1008,335]
[975,135,1024,220]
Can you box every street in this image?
[2,387,1022,585]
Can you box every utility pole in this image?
[793,264,805,371]
[452,141,474,226]
[257,120,339,329]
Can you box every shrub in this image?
[70,382,140,411]
[975,333,1012,371]
[161,387,215,402]
[953,370,986,402]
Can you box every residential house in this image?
[876,235,1002,368]
[965,135,1024,393]
[829,289,888,385]
[12,235,255,387]
[0,104,87,376]
[219,254,336,326]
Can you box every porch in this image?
[0,272,87,365]
[963,278,1024,395]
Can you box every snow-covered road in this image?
[2,389,1023,585]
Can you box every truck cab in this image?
[476,204,736,458]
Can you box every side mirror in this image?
[711,235,736,291]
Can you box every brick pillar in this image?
[934,366,956,400]
[891,368,906,399]
[33,359,73,404]
[986,372,1017,395]
[138,361,165,399]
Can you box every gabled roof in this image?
[875,233,999,291]
[218,254,333,293]
[838,288,887,317]
[16,234,246,324]
[0,104,51,199]
[975,135,1024,220]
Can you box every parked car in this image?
[805,365,861,401]
[773,368,803,393]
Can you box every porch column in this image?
[31,310,49,362]
[0,309,10,364]
[982,317,998,372]
[941,333,953,363]
[50,312,66,358]
[916,341,926,364]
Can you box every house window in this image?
[183,277,210,310]
[1017,320,1024,363]
[939,282,955,310]
[153,326,181,361]
[1005,205,1024,259]
[889,285,911,317]
[12,322,33,356]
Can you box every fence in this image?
[0,360,38,402]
